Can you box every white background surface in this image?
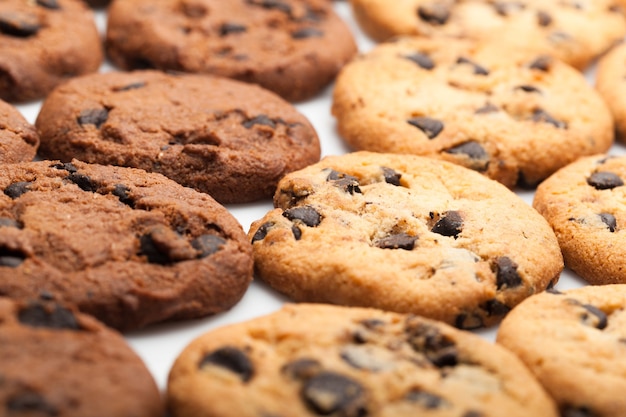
[12,2,623,392]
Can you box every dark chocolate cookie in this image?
[105,0,357,101]
[0,297,163,417]
[0,99,39,163]
[35,70,321,204]
[0,159,253,331]
[0,0,102,102]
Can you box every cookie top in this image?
[168,303,558,417]
[248,152,563,329]
[350,0,626,70]
[497,285,626,417]
[0,160,253,331]
[105,0,357,102]
[35,70,321,204]
[0,0,102,102]
[0,99,39,163]
[332,37,614,189]
[596,41,626,143]
[0,297,163,417]
[533,154,626,285]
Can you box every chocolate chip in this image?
[51,162,78,173]
[242,114,276,129]
[0,246,25,268]
[537,10,552,26]
[18,303,80,330]
[531,109,566,129]
[247,0,292,14]
[417,4,450,25]
[456,57,489,76]
[0,13,40,37]
[516,170,540,189]
[251,222,273,243]
[493,2,525,15]
[599,213,617,232]
[139,234,171,265]
[561,405,595,417]
[7,392,57,415]
[77,108,109,128]
[292,225,302,240]
[340,345,390,372]
[382,167,402,186]
[112,184,134,207]
[406,320,458,367]
[515,85,542,94]
[220,23,247,36]
[67,173,97,192]
[4,181,31,199]
[475,103,500,114]
[407,117,444,139]
[113,82,146,92]
[405,389,447,409]
[292,28,324,39]
[431,211,463,239]
[444,141,488,162]
[402,52,435,70]
[483,299,511,316]
[281,358,322,380]
[375,233,417,250]
[36,0,60,9]
[455,313,483,330]
[0,217,20,229]
[301,372,367,417]
[495,257,522,289]
[326,171,362,195]
[191,235,226,258]
[283,206,322,227]
[199,347,254,382]
[580,304,608,330]
[528,56,552,71]
[587,172,624,190]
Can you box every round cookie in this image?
[0,297,163,417]
[248,151,564,330]
[35,70,321,204]
[105,0,357,102]
[0,159,253,331]
[596,41,626,144]
[349,0,626,70]
[168,303,558,417]
[497,285,626,417]
[331,37,614,189]
[0,0,102,102]
[533,154,626,285]
[0,99,39,163]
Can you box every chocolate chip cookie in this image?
[168,303,558,417]
[0,0,102,102]
[35,70,321,204]
[596,41,626,143]
[248,151,563,329]
[105,0,357,101]
[533,154,626,285]
[350,0,626,70]
[332,37,614,189]
[0,297,163,417]
[0,99,39,163]
[497,285,626,417]
[0,159,253,331]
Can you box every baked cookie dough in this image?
[0,99,39,163]
[332,37,614,189]
[248,152,563,329]
[596,41,626,143]
[168,303,558,417]
[0,160,253,331]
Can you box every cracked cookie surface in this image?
[248,152,563,329]
[0,99,38,163]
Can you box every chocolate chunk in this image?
[77,108,109,128]
[67,173,97,192]
[493,2,525,15]
[113,82,146,92]
[580,304,608,330]
[0,246,25,268]
[51,162,78,173]
[531,109,566,129]
[405,320,458,367]
[191,235,226,258]
[301,372,367,417]
[7,392,57,415]
[495,257,522,289]
[376,233,417,250]
[36,0,60,9]
[281,358,322,380]
[247,0,292,14]
[242,114,276,129]
[18,303,80,330]
[0,13,40,37]
[444,141,488,161]
[599,213,617,232]
[561,405,595,417]
[292,225,302,240]
[528,56,552,71]
[587,171,624,190]
[326,170,362,195]
[403,52,435,70]
[199,347,254,382]
[0,217,20,229]
[417,4,450,25]
[515,85,542,94]
[455,313,483,330]
[4,181,32,199]
[483,299,511,316]
[456,57,489,75]
[382,167,402,186]
[431,211,463,239]
[220,23,247,36]
[292,28,324,39]
[283,206,322,227]
[405,389,447,409]
[407,117,444,139]
[112,184,134,207]
[475,103,500,114]
[537,10,552,26]
[251,222,273,243]
[139,234,171,265]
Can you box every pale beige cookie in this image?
[533,154,626,285]
[248,152,563,329]
[168,303,558,417]
[349,0,626,70]
[332,37,614,188]
[497,285,626,417]
[596,41,626,143]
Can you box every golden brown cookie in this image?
[0,99,38,163]
[596,41,626,143]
